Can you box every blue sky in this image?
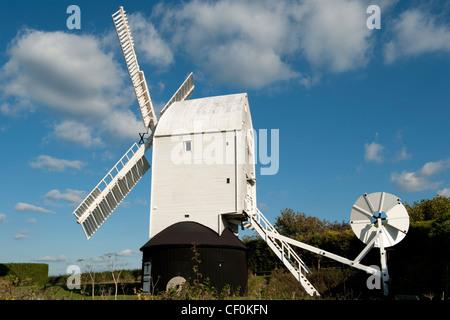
[0,0,449,276]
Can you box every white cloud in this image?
[0,29,142,144]
[0,0,379,118]
[26,218,36,224]
[364,142,384,163]
[52,120,104,148]
[391,159,450,192]
[438,188,450,197]
[45,189,86,207]
[15,202,54,214]
[35,254,67,262]
[134,198,148,206]
[159,0,373,89]
[298,0,371,73]
[128,12,174,67]
[384,9,450,63]
[395,147,413,161]
[103,110,144,142]
[29,155,84,171]
[14,230,31,240]
[161,0,299,88]
[117,249,138,257]
[1,30,125,115]
[0,213,6,222]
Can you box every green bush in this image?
[0,263,48,288]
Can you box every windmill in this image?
[72,6,409,297]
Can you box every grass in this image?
[42,282,141,300]
[0,268,397,300]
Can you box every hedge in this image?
[0,263,48,288]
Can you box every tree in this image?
[245,196,450,297]
[274,208,350,241]
[77,258,96,300]
[243,237,279,275]
[274,208,326,239]
[102,253,124,300]
[405,195,450,222]
[272,209,356,269]
[392,195,450,297]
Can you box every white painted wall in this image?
[148,93,256,238]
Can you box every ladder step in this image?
[244,208,320,297]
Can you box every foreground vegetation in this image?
[245,195,449,299]
[0,269,365,300]
[1,195,448,300]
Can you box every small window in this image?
[185,214,190,218]
[144,262,151,275]
[226,178,230,184]
[184,140,192,152]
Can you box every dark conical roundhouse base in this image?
[140,221,248,295]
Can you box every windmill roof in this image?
[155,93,248,136]
[140,221,246,250]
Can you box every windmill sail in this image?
[73,141,151,239]
[112,7,158,133]
[160,72,195,116]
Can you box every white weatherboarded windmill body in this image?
[72,7,410,297]
[149,93,257,239]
